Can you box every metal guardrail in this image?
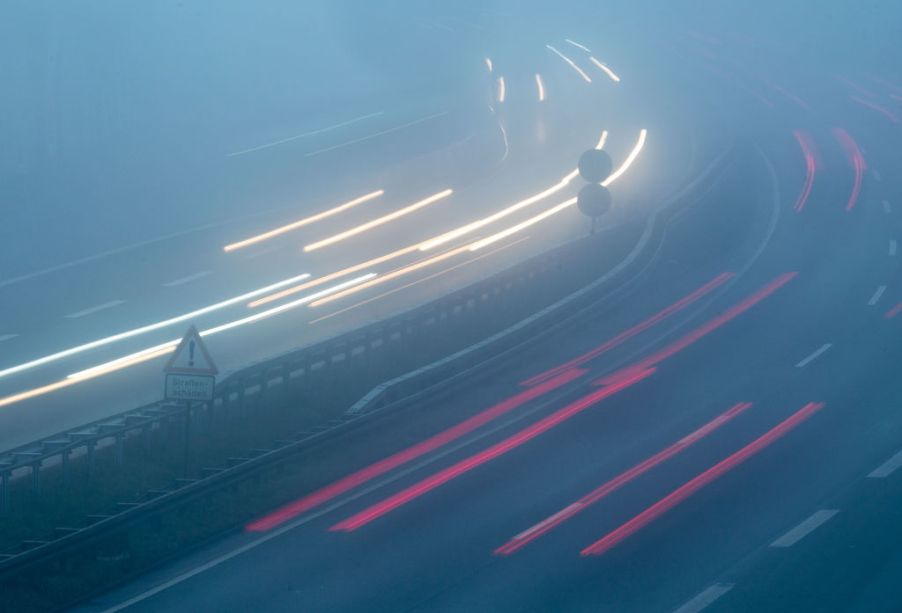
[0,235,616,575]
[0,144,733,583]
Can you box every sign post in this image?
[164,326,218,476]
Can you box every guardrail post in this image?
[259,370,269,406]
[204,400,214,432]
[0,470,9,513]
[182,402,192,478]
[364,329,376,364]
[301,351,313,390]
[236,382,246,413]
[31,461,41,496]
[280,362,292,393]
[114,433,124,466]
[86,440,96,476]
[141,423,151,452]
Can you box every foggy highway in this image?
[1,5,677,450]
[3,2,902,612]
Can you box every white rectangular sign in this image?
[165,374,215,402]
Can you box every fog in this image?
[3,2,902,611]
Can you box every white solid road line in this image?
[226,111,384,157]
[0,334,17,343]
[884,200,893,214]
[868,285,887,306]
[770,509,839,547]
[304,111,449,158]
[795,343,832,368]
[890,240,897,256]
[868,449,902,478]
[162,271,212,288]
[242,245,285,260]
[673,584,735,613]
[64,300,125,319]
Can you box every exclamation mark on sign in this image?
[189,340,196,367]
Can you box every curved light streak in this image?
[595,130,608,150]
[66,274,377,383]
[418,129,607,252]
[470,129,647,251]
[485,57,493,72]
[66,343,181,382]
[546,45,592,83]
[0,379,81,409]
[589,57,621,83]
[498,120,510,163]
[309,249,469,308]
[565,39,592,53]
[0,129,641,407]
[0,274,375,408]
[309,237,530,325]
[535,74,546,101]
[223,190,384,252]
[468,198,577,252]
[601,129,647,186]
[256,129,607,308]
[249,246,418,308]
[303,189,453,252]
[497,76,506,103]
[833,128,866,211]
[0,272,311,381]
[201,274,375,337]
[418,170,578,252]
[309,130,644,306]
[792,129,817,213]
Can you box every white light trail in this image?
[590,57,621,83]
[565,39,592,52]
[418,130,607,252]
[546,45,592,83]
[536,74,546,101]
[223,191,384,252]
[419,171,578,250]
[602,129,647,186]
[470,129,648,251]
[468,198,578,251]
[303,189,453,253]
[0,272,312,381]
[66,275,377,382]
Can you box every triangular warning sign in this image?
[164,325,218,375]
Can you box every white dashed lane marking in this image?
[304,111,449,158]
[673,584,735,613]
[163,271,211,287]
[868,449,902,478]
[771,510,839,547]
[868,285,887,306]
[795,343,832,368]
[64,300,125,319]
